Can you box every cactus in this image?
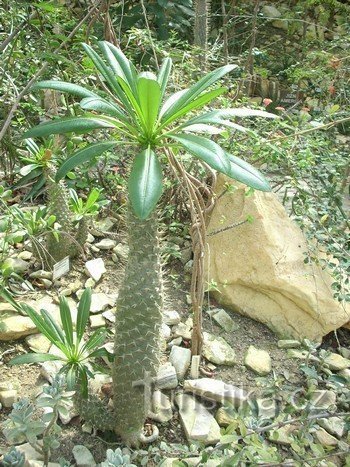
[112,207,163,446]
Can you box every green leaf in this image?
[225,152,271,192]
[76,288,91,343]
[79,97,127,120]
[117,76,146,128]
[88,347,114,360]
[55,141,119,181]
[66,365,77,390]
[81,328,106,354]
[157,57,172,102]
[23,117,116,139]
[161,64,237,122]
[31,80,98,98]
[128,147,163,219]
[40,309,67,349]
[138,76,161,133]
[59,296,73,347]
[9,353,61,365]
[170,133,230,175]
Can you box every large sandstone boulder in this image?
[205,175,349,341]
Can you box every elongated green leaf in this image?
[157,57,172,102]
[82,43,132,112]
[88,347,114,360]
[138,76,161,133]
[59,296,73,347]
[170,133,230,175]
[117,77,146,129]
[225,152,271,192]
[55,141,119,181]
[81,328,106,354]
[160,87,226,129]
[128,147,163,219]
[31,80,98,98]
[40,309,67,349]
[9,353,61,365]
[23,117,115,139]
[181,124,223,134]
[0,287,23,312]
[184,108,277,129]
[161,64,237,122]
[76,287,91,343]
[25,138,40,155]
[99,41,138,96]
[66,365,77,390]
[79,97,126,120]
[159,89,188,119]
[14,168,43,188]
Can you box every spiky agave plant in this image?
[24,41,276,444]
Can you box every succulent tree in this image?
[23,41,275,444]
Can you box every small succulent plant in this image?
[2,447,25,467]
[100,448,137,467]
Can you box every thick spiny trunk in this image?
[113,206,163,445]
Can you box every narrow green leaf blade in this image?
[59,296,73,347]
[128,147,163,219]
[225,152,271,192]
[76,288,91,343]
[170,133,230,175]
[31,80,98,98]
[138,77,161,132]
[23,117,115,139]
[79,97,127,120]
[81,328,106,354]
[157,57,172,102]
[55,141,119,181]
[9,353,61,365]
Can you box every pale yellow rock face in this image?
[205,175,349,340]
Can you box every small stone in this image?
[0,312,37,341]
[59,398,77,424]
[113,243,129,260]
[60,288,72,296]
[90,292,117,313]
[161,323,172,340]
[95,238,117,250]
[17,443,44,463]
[186,294,192,305]
[183,378,247,408]
[102,309,115,323]
[210,308,237,332]
[323,352,350,371]
[86,233,95,243]
[262,5,282,19]
[40,360,64,383]
[29,270,52,280]
[169,345,191,380]
[156,363,178,389]
[314,427,338,446]
[72,445,96,467]
[84,258,106,282]
[180,247,192,265]
[277,340,301,349]
[94,217,115,234]
[215,407,237,427]
[339,369,350,378]
[85,278,96,288]
[90,245,99,253]
[167,337,182,348]
[37,278,52,289]
[0,389,18,407]
[18,250,33,261]
[25,334,51,353]
[202,332,236,366]
[318,417,346,438]
[149,390,173,423]
[163,310,181,326]
[175,393,220,445]
[173,318,193,340]
[268,425,298,445]
[244,346,272,375]
[190,355,200,379]
[2,257,29,274]
[90,314,105,329]
[309,390,337,410]
[184,260,193,273]
[255,398,277,419]
[82,422,93,434]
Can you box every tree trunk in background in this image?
[113,207,163,446]
[194,0,210,69]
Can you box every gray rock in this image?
[93,217,115,235]
[215,407,237,427]
[0,311,37,341]
[0,389,18,407]
[90,292,117,313]
[180,247,192,265]
[86,233,95,243]
[161,323,172,340]
[40,360,64,383]
[84,258,106,282]
[2,257,29,274]
[277,340,301,349]
[175,393,220,445]
[173,317,193,340]
[309,390,337,410]
[268,424,298,445]
[323,352,350,371]
[102,309,115,323]
[167,337,183,348]
[183,378,247,408]
[25,334,51,353]
[113,243,129,261]
[255,398,277,419]
[262,4,282,18]
[85,277,96,288]
[314,427,338,446]
[156,363,178,389]
[244,346,272,375]
[318,417,346,438]
[29,270,52,280]
[18,250,33,261]
[17,443,44,463]
[202,332,236,365]
[163,310,181,326]
[90,314,105,329]
[149,390,173,423]
[72,445,96,467]
[95,238,117,250]
[209,308,237,332]
[169,345,191,380]
[184,260,193,273]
